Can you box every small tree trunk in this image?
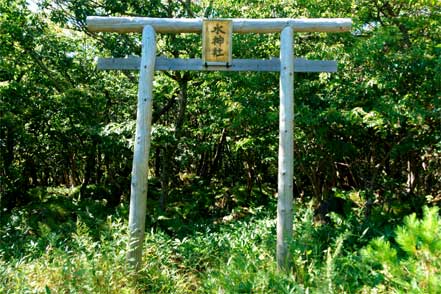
[80,142,96,197]
[159,147,170,211]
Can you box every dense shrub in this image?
[362,206,441,293]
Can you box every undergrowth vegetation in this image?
[1,189,440,293]
[1,0,440,293]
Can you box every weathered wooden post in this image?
[277,26,294,270]
[127,25,156,269]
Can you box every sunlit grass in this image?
[2,193,439,293]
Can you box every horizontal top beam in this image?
[86,16,352,34]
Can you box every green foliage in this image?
[362,206,441,293]
[1,216,135,293]
[1,0,441,292]
[2,0,440,220]
[2,192,441,293]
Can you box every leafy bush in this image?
[362,206,441,293]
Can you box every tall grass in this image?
[0,204,352,293]
[1,202,318,293]
[2,191,439,293]
[2,218,131,293]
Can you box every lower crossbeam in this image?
[97,57,337,72]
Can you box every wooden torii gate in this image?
[86,16,352,270]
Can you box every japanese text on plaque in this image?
[202,20,232,65]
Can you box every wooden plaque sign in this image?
[202,20,232,66]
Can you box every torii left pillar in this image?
[127,25,156,268]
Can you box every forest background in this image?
[1,0,440,293]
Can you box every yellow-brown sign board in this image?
[202,20,232,66]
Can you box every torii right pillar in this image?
[277,26,294,270]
